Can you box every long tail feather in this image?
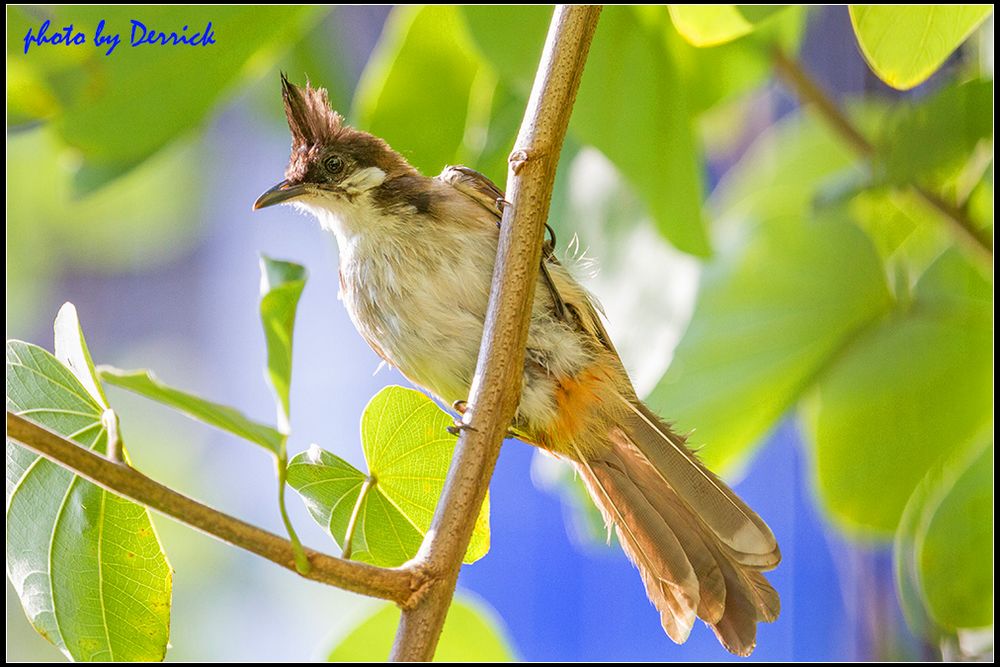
[573,395,781,656]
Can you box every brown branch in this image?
[6,411,420,605]
[772,48,993,266]
[388,5,603,661]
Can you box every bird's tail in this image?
[571,394,780,656]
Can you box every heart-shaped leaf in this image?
[288,386,489,566]
[6,337,171,662]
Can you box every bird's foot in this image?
[447,419,477,437]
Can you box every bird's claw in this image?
[447,419,477,437]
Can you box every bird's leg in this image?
[446,399,521,440]
[447,399,476,436]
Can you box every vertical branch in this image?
[389,5,603,661]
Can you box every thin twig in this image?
[6,411,420,605]
[772,48,993,266]
[388,5,603,661]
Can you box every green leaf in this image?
[647,212,892,476]
[6,341,171,661]
[847,187,953,277]
[327,595,515,661]
[15,6,321,190]
[53,302,110,409]
[461,6,552,96]
[644,107,892,476]
[878,78,994,187]
[462,7,732,255]
[894,431,993,639]
[288,386,490,567]
[668,5,790,47]
[802,249,993,535]
[916,437,993,631]
[259,256,307,432]
[554,147,701,395]
[848,5,993,90]
[665,6,805,117]
[353,6,483,175]
[98,367,283,455]
[573,7,709,256]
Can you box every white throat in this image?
[289,166,388,252]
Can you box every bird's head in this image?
[253,74,418,222]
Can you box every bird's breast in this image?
[338,227,494,405]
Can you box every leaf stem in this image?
[389,5,603,661]
[6,411,420,604]
[341,475,375,561]
[276,442,310,574]
[771,47,993,267]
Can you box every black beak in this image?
[253,180,307,210]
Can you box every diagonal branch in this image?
[772,48,993,267]
[6,411,420,605]
[389,5,603,661]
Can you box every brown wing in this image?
[436,165,582,326]
[437,165,506,220]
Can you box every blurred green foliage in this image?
[5,3,994,660]
[326,595,515,661]
[668,5,790,47]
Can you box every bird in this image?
[253,74,780,656]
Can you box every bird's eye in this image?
[323,155,345,175]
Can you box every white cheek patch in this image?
[343,166,387,193]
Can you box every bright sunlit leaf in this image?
[668,5,789,47]
[53,302,110,409]
[849,5,993,90]
[6,336,171,662]
[288,386,490,567]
